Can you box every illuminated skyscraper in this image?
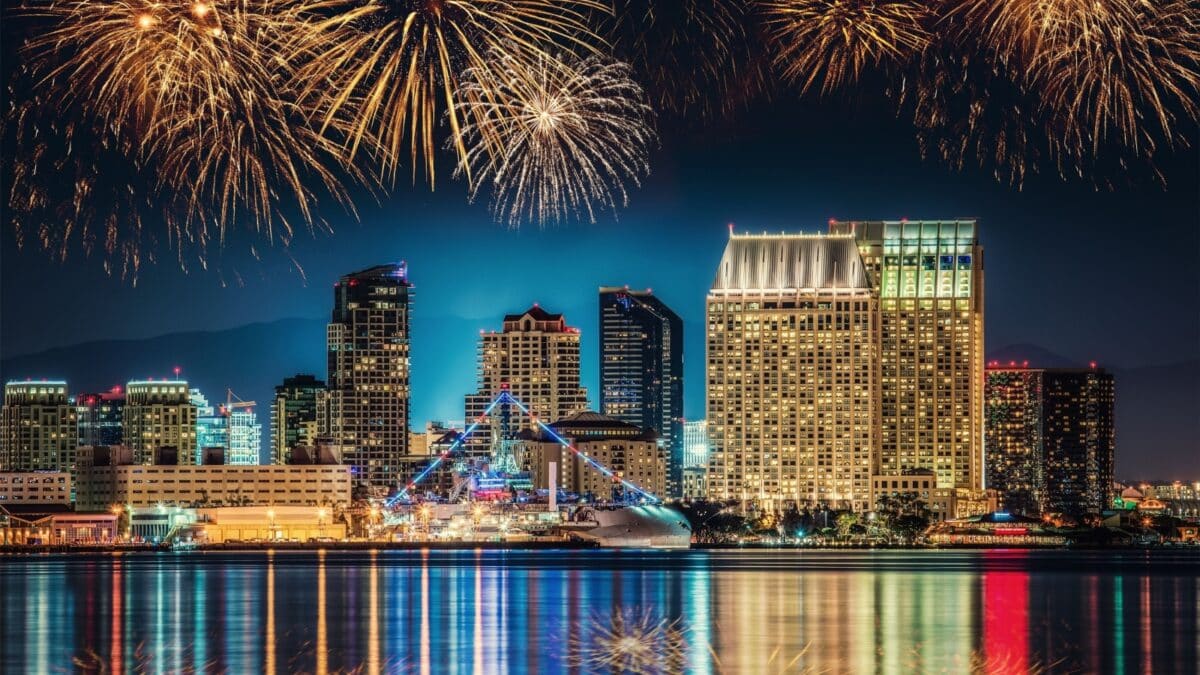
[124,380,197,465]
[1042,367,1115,515]
[985,363,1116,515]
[464,306,589,457]
[832,220,985,493]
[326,264,413,489]
[984,364,1044,514]
[272,374,327,464]
[706,232,878,511]
[76,386,125,448]
[599,287,683,496]
[192,389,262,465]
[1,381,77,472]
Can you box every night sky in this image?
[2,69,1197,475]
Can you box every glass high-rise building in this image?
[706,232,879,511]
[832,220,985,493]
[599,287,684,497]
[192,388,262,465]
[76,386,125,448]
[326,264,413,489]
[272,374,327,464]
[682,419,710,470]
[1,381,77,472]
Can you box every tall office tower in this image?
[984,364,1044,514]
[706,233,879,511]
[464,306,589,457]
[272,374,327,464]
[1041,367,1115,515]
[831,220,985,493]
[682,419,710,470]
[327,264,413,488]
[76,385,125,447]
[1,381,78,471]
[599,287,684,496]
[123,380,197,465]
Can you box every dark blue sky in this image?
[2,97,1197,444]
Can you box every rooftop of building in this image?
[502,305,562,323]
[338,263,409,284]
[712,232,871,292]
[548,411,658,441]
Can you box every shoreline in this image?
[2,541,1196,556]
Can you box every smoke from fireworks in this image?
[288,0,603,186]
[455,49,655,226]
[11,0,364,273]
[763,0,933,95]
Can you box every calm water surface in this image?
[1,549,1197,673]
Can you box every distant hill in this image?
[1,318,328,462]
[3,327,1195,478]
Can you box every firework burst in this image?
[568,608,687,674]
[10,0,364,274]
[287,0,603,186]
[455,49,655,226]
[763,0,933,95]
[954,0,1200,161]
[600,0,764,118]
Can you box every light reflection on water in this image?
[2,549,1197,673]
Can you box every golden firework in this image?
[955,0,1200,158]
[763,0,933,95]
[286,0,604,186]
[14,0,363,269]
[455,49,655,225]
[601,0,764,118]
[568,609,687,673]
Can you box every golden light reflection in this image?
[266,550,276,675]
[317,549,327,675]
[368,550,379,675]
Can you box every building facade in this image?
[1041,368,1116,515]
[682,419,710,470]
[464,306,589,458]
[75,463,353,511]
[124,380,197,465]
[598,287,684,496]
[271,374,327,464]
[326,264,413,489]
[518,412,666,500]
[76,386,125,448]
[706,233,879,511]
[831,220,985,493]
[0,471,72,505]
[984,365,1044,513]
[984,364,1116,515]
[1,381,78,472]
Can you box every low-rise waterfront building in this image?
[74,463,352,511]
[518,412,666,501]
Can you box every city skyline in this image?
[2,231,1196,481]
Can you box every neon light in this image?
[391,390,660,506]
[994,527,1028,536]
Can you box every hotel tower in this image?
[706,232,878,511]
